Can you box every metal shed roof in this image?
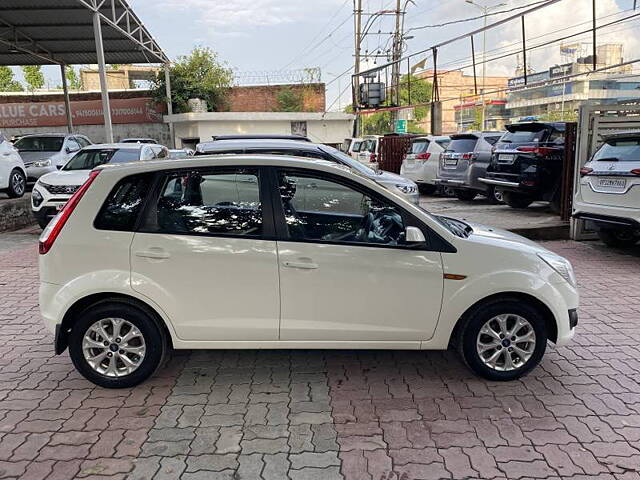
[0,0,168,65]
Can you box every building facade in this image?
[454,100,509,132]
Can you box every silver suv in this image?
[436,132,503,202]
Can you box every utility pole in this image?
[390,0,402,128]
[353,0,362,137]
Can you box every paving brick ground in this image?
[0,237,639,479]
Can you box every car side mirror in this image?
[56,164,63,170]
[66,145,79,153]
[405,226,426,244]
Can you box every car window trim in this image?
[269,166,454,252]
[135,165,277,241]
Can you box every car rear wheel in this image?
[597,229,640,248]
[68,301,167,388]
[458,299,547,381]
[418,184,437,195]
[486,186,504,204]
[454,189,477,201]
[6,169,26,198]
[504,192,534,209]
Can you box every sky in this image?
[27,0,640,110]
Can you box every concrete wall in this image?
[2,123,171,145]
[0,196,33,232]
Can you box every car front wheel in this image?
[458,299,547,381]
[68,301,167,388]
[454,189,477,201]
[597,229,640,248]
[6,169,26,198]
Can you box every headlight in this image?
[538,252,576,287]
[32,159,51,168]
[395,183,417,195]
[32,188,43,207]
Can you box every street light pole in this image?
[465,0,505,130]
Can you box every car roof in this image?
[197,139,321,153]
[20,133,69,138]
[601,131,640,140]
[83,143,152,150]
[211,134,311,142]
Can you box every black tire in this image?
[6,169,26,198]
[34,210,51,230]
[597,229,640,248]
[458,299,547,381]
[485,186,503,204]
[68,301,167,388]
[454,189,477,201]
[504,191,534,209]
[418,184,437,195]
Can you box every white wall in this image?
[2,123,170,145]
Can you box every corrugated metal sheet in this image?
[0,0,167,65]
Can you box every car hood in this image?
[19,151,62,164]
[466,221,550,254]
[38,169,90,186]
[373,170,416,186]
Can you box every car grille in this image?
[39,182,80,195]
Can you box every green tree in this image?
[539,109,578,122]
[276,87,303,112]
[21,65,45,91]
[351,75,433,135]
[0,66,23,91]
[152,47,233,113]
[65,66,82,90]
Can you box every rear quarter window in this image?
[411,140,430,154]
[94,174,153,231]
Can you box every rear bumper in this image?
[479,177,520,188]
[573,212,640,229]
[573,200,640,230]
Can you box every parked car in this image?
[120,137,158,144]
[346,137,364,159]
[480,122,566,209]
[0,132,27,198]
[38,154,578,388]
[356,135,381,166]
[195,138,419,204]
[14,133,92,182]
[436,132,503,202]
[168,148,194,159]
[573,132,640,247]
[32,143,169,228]
[401,135,450,194]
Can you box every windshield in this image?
[14,136,64,152]
[411,140,430,154]
[593,138,640,162]
[321,145,376,176]
[447,138,478,153]
[62,148,139,170]
[500,129,547,144]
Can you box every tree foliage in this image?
[65,66,83,90]
[353,75,433,135]
[0,66,23,92]
[539,109,578,122]
[276,87,304,112]
[152,47,233,113]
[21,65,45,91]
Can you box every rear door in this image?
[130,166,280,341]
[440,136,478,178]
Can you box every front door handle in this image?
[135,248,170,260]
[282,261,318,270]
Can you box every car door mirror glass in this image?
[405,226,426,244]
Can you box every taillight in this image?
[369,153,377,163]
[631,168,640,175]
[580,167,593,177]
[517,146,557,156]
[416,153,431,161]
[39,169,101,255]
[462,153,477,160]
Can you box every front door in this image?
[274,169,444,342]
[130,167,280,341]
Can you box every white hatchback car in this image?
[574,133,640,247]
[32,143,170,228]
[401,135,450,194]
[39,155,578,388]
[0,132,26,198]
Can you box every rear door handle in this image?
[135,249,170,260]
[282,261,318,270]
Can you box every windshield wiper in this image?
[500,139,512,143]
[596,157,621,162]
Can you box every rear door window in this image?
[593,138,640,162]
[411,140,430,154]
[500,129,547,144]
[447,137,478,153]
[95,174,153,231]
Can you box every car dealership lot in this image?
[0,232,639,479]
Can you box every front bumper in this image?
[26,165,56,182]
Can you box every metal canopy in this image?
[0,0,168,65]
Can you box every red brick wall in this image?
[229,83,325,112]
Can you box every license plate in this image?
[597,178,626,189]
[499,154,515,162]
[444,157,458,166]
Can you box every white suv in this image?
[0,132,26,198]
[574,132,640,247]
[39,155,578,388]
[401,135,450,194]
[32,143,169,228]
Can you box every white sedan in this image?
[38,155,578,388]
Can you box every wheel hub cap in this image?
[476,313,536,372]
[82,318,146,377]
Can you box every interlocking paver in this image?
[1,233,640,478]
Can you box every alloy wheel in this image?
[476,314,536,371]
[11,172,25,195]
[82,318,146,377]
